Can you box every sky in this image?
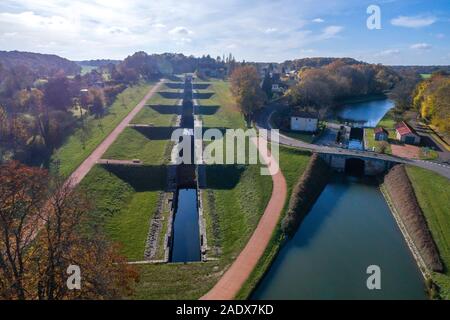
[0,0,449,65]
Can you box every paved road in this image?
[257,105,450,180]
[201,137,287,300]
[66,80,164,188]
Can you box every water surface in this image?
[252,174,425,300]
[171,188,201,262]
[337,99,394,127]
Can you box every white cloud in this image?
[264,27,277,34]
[312,18,324,23]
[391,15,436,28]
[169,26,193,35]
[375,49,400,56]
[319,25,343,39]
[410,43,432,50]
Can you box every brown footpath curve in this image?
[201,138,287,300]
[66,80,164,188]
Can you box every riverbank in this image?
[381,164,448,299]
[236,151,327,299]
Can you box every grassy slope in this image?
[80,165,165,260]
[406,166,450,299]
[52,82,154,177]
[79,83,179,261]
[133,79,275,299]
[236,146,311,299]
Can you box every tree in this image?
[230,65,266,126]
[0,161,138,300]
[43,76,72,111]
[89,88,106,118]
[388,72,420,112]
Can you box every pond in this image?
[336,99,394,128]
[170,188,201,262]
[252,174,425,300]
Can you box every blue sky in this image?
[0,0,448,65]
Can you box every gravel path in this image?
[66,80,164,188]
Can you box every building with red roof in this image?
[395,121,420,145]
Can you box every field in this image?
[52,82,154,177]
[406,166,450,299]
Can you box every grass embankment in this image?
[406,166,450,299]
[52,82,154,177]
[236,146,312,299]
[80,82,181,261]
[80,165,165,260]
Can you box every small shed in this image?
[290,110,319,132]
[374,127,388,141]
[395,121,420,145]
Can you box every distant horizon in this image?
[2,49,449,67]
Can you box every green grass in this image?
[52,82,154,177]
[196,80,245,129]
[364,128,393,154]
[236,145,311,299]
[80,165,165,260]
[377,111,397,129]
[421,73,432,79]
[102,128,170,165]
[406,166,450,299]
[133,262,222,299]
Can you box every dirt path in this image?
[66,80,164,188]
[201,138,287,300]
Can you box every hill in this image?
[0,50,80,76]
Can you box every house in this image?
[271,83,287,93]
[395,121,420,145]
[374,127,388,141]
[290,110,319,132]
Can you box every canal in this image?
[171,188,201,262]
[336,99,394,128]
[252,174,426,299]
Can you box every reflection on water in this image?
[337,99,394,128]
[252,174,425,300]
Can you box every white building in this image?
[290,111,319,132]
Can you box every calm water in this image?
[337,99,394,127]
[252,174,425,300]
[171,188,201,262]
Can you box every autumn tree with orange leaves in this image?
[0,161,138,300]
[230,65,266,126]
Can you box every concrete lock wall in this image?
[319,153,392,176]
